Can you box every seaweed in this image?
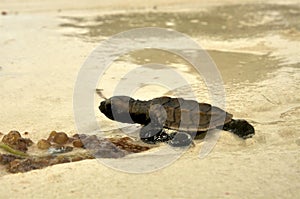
[0,130,152,174]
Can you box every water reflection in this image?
[115,49,297,84]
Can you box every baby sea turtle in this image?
[99,95,255,147]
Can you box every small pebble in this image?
[53,132,69,145]
[2,130,33,152]
[37,139,51,150]
[1,11,7,16]
[2,131,21,143]
[72,139,84,148]
[47,131,57,141]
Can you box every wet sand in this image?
[0,0,300,198]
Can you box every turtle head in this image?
[99,96,135,123]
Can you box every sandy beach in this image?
[0,0,300,198]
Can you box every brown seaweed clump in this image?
[0,152,95,173]
[81,135,126,158]
[7,152,95,173]
[0,154,18,165]
[109,137,150,153]
[79,135,152,158]
[0,130,153,174]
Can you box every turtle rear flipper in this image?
[222,119,255,139]
[168,132,193,147]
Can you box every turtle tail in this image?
[222,119,255,139]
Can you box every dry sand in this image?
[0,0,300,198]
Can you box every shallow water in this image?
[60,4,300,39]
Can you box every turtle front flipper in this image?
[139,103,172,144]
[222,119,255,139]
[140,124,171,144]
